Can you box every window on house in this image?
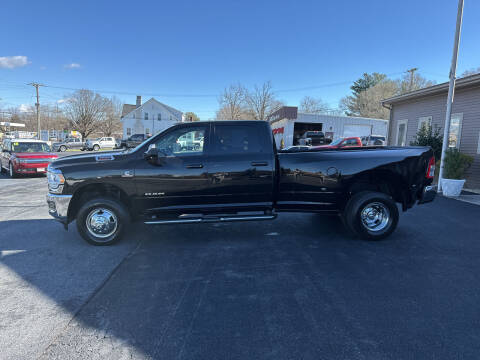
[417,116,432,131]
[396,120,408,146]
[127,128,132,136]
[146,128,150,135]
[158,113,161,121]
[170,115,173,121]
[448,113,463,148]
[145,112,149,120]
[133,113,135,119]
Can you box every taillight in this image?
[426,156,435,179]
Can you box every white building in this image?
[268,106,388,148]
[120,96,182,139]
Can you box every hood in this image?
[50,150,125,168]
[14,152,58,159]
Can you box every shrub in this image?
[410,124,443,160]
[443,148,474,180]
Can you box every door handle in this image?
[186,164,203,169]
[251,161,268,167]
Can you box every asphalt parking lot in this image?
[1,165,480,359]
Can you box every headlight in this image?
[47,166,65,193]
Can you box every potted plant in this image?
[441,148,474,197]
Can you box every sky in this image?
[0,0,479,119]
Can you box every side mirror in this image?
[144,145,165,165]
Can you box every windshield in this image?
[11,142,51,152]
[329,138,343,146]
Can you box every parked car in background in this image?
[297,131,326,146]
[114,138,126,149]
[1,139,57,177]
[51,137,85,152]
[283,145,311,152]
[361,135,386,146]
[83,137,116,151]
[314,137,362,149]
[126,134,147,148]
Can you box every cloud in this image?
[18,104,31,113]
[64,63,81,69]
[0,56,30,69]
[56,98,69,104]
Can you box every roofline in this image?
[121,98,183,119]
[382,73,480,105]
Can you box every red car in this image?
[1,139,58,177]
[313,136,362,149]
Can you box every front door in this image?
[207,123,275,212]
[133,124,211,215]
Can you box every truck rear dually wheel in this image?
[76,197,129,246]
[342,191,399,241]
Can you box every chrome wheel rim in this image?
[360,202,390,232]
[86,208,118,239]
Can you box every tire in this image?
[93,144,100,151]
[59,145,67,152]
[9,163,17,178]
[76,197,129,246]
[342,191,399,241]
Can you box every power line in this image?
[1,71,407,100]
[27,83,44,139]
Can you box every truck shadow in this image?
[0,214,356,358]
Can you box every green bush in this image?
[410,124,443,160]
[443,148,474,180]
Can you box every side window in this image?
[449,113,463,148]
[418,116,432,131]
[213,125,262,154]
[154,126,206,156]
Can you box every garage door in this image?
[343,124,372,138]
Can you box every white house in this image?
[120,96,182,139]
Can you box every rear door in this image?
[207,122,275,211]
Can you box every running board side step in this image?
[144,214,277,225]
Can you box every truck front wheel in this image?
[342,191,399,241]
[76,197,129,246]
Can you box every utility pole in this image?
[406,68,418,91]
[28,82,44,139]
[438,0,464,192]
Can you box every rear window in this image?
[213,125,263,154]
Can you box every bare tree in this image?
[395,73,435,94]
[461,67,480,77]
[299,96,330,114]
[244,81,282,120]
[98,97,122,136]
[64,89,108,140]
[217,84,247,120]
[356,80,397,119]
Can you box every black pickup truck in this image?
[46,121,436,245]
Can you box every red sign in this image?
[272,127,284,135]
